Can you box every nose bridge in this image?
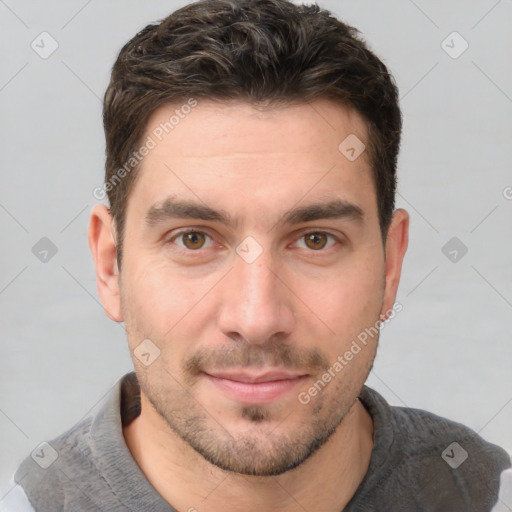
[238,247,275,295]
[233,249,280,319]
[217,246,295,344]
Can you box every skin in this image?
[89,98,409,512]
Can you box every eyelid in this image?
[167,228,217,252]
[165,227,342,254]
[291,230,340,250]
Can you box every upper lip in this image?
[204,369,308,383]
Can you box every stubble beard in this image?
[137,350,376,477]
[121,284,379,477]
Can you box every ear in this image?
[380,208,409,319]
[88,204,123,322]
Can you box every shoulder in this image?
[361,385,510,467]
[355,386,511,511]
[14,416,98,510]
[491,464,512,512]
[13,374,132,512]
[390,401,510,470]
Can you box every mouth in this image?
[202,369,309,405]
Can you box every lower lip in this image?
[204,374,308,405]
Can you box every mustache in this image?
[183,342,330,376]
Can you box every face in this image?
[102,99,405,476]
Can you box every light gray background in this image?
[1,0,511,503]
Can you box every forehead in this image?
[143,98,369,160]
[127,98,376,227]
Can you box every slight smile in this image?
[203,370,310,405]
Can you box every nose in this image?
[217,249,296,345]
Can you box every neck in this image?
[123,395,374,512]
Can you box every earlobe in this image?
[381,208,409,318]
[88,204,123,322]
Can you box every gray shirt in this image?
[13,372,511,511]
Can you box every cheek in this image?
[304,253,385,343]
[314,256,384,314]
[121,255,214,342]
[126,260,168,306]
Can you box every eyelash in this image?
[167,229,340,256]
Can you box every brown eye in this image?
[181,232,206,250]
[304,232,328,250]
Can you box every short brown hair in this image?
[103,0,402,263]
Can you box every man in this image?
[11,0,511,510]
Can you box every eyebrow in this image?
[145,197,364,229]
